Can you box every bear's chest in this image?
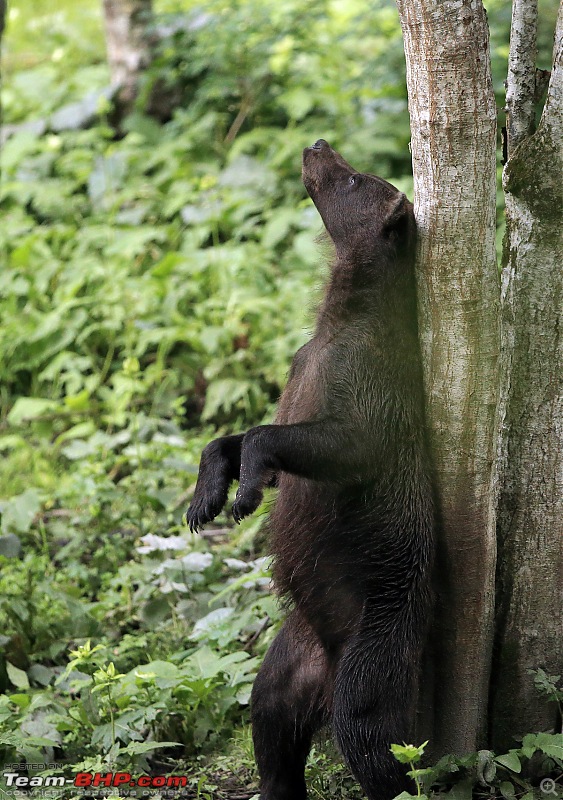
[276,338,332,424]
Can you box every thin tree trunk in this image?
[395,0,499,756]
[505,0,539,150]
[102,0,153,105]
[0,0,5,133]
[492,2,563,747]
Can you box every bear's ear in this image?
[382,192,409,236]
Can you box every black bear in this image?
[186,139,434,800]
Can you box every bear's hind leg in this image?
[251,610,332,800]
[332,622,416,800]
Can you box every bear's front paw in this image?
[185,486,227,533]
[232,485,264,524]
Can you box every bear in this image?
[186,139,434,800]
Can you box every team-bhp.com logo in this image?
[3,772,189,789]
[3,772,561,796]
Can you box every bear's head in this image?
[302,139,415,261]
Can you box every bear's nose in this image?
[311,139,328,150]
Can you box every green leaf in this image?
[64,389,90,411]
[61,439,97,460]
[151,252,185,278]
[1,131,42,171]
[191,608,235,640]
[28,664,55,686]
[123,741,181,755]
[105,226,167,259]
[7,397,59,424]
[520,733,538,759]
[202,378,252,420]
[534,732,563,761]
[499,781,517,800]
[87,153,127,211]
[134,661,179,682]
[1,489,41,535]
[0,434,26,451]
[261,208,296,248]
[6,662,30,689]
[185,652,220,682]
[277,87,315,120]
[0,534,22,558]
[54,420,96,445]
[495,751,522,773]
[390,742,428,764]
[20,715,61,745]
[141,598,173,626]
[530,668,562,702]
[446,779,474,800]
[477,749,496,784]
[134,661,181,689]
[7,694,31,709]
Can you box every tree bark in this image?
[0,0,6,43]
[0,0,5,129]
[492,2,563,748]
[505,0,538,151]
[102,0,153,105]
[394,0,499,756]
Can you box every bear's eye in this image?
[349,175,357,186]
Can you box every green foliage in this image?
[0,120,322,428]
[531,668,563,722]
[143,0,413,169]
[391,741,430,799]
[392,729,563,799]
[2,0,108,123]
[0,532,283,772]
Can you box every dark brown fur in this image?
[187,140,434,800]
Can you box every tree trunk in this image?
[492,1,563,747]
[0,0,5,130]
[102,0,153,106]
[394,0,499,756]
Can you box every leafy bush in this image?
[392,711,563,800]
